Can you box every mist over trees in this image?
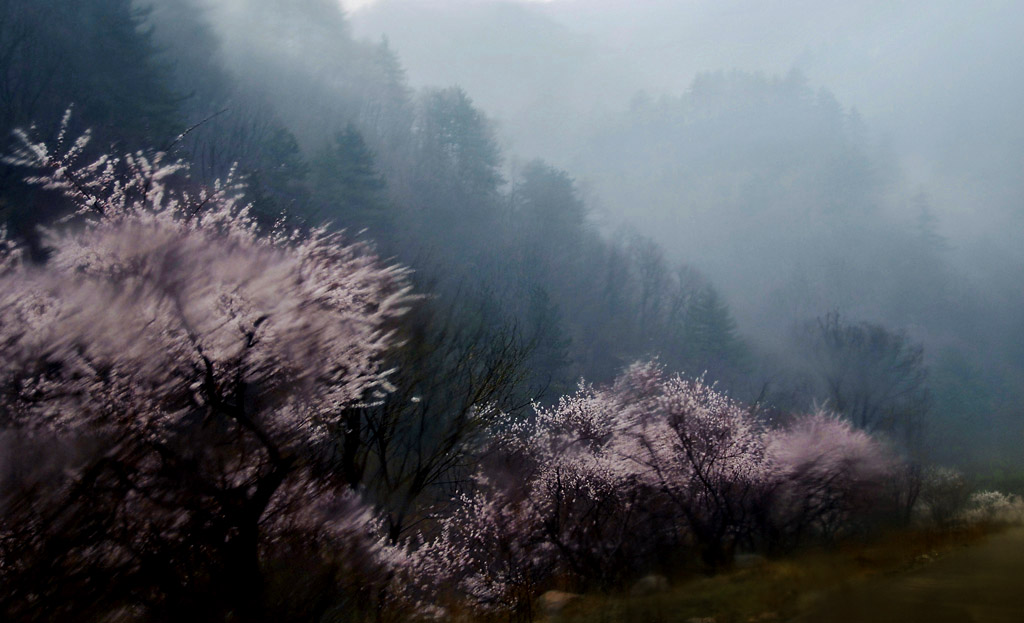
[353,0,1024,470]
[0,0,1022,619]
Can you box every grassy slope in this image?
[551,526,995,623]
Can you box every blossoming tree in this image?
[0,122,409,620]
[763,412,893,546]
[407,362,897,618]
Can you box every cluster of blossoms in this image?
[2,123,410,446]
[960,491,1024,525]
[913,467,1024,528]
[0,119,941,620]
[764,412,894,544]
[402,362,896,616]
[0,122,410,618]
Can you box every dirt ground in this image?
[791,527,1024,622]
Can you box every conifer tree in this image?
[311,123,389,234]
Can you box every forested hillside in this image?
[0,1,1021,621]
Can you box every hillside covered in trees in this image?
[0,0,1022,621]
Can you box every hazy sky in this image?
[343,0,555,9]
[349,0,1024,242]
[341,0,379,9]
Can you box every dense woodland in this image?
[0,1,1022,621]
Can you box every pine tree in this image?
[412,87,503,227]
[242,123,311,226]
[1,0,183,244]
[683,284,748,380]
[311,123,389,234]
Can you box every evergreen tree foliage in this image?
[1,0,183,242]
[241,122,311,226]
[683,284,748,381]
[311,123,389,235]
[142,0,235,121]
[354,37,415,154]
[515,159,587,241]
[0,0,180,148]
[411,87,503,226]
